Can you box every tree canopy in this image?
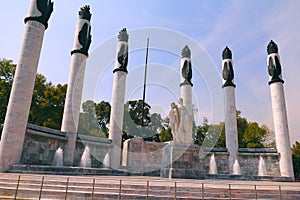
[0,59,67,129]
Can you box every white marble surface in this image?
[270,82,294,179]
[61,53,87,165]
[0,21,45,171]
[224,86,239,173]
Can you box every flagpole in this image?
[141,37,149,127]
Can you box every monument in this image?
[107,28,129,169]
[267,40,294,179]
[61,5,92,166]
[160,46,204,179]
[179,45,193,144]
[222,46,239,173]
[0,0,54,172]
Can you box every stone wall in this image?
[121,138,281,176]
[20,124,112,167]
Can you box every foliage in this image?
[194,111,271,149]
[0,59,66,129]
[0,59,16,124]
[159,127,173,142]
[95,101,111,137]
[28,74,67,129]
[123,100,162,141]
[292,141,300,181]
[78,100,107,138]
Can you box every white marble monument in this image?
[0,0,54,172]
[107,28,129,169]
[222,46,239,174]
[267,40,294,179]
[61,5,92,166]
[179,45,193,144]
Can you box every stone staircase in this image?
[0,173,300,200]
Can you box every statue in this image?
[267,40,283,84]
[117,28,129,72]
[169,102,179,142]
[181,45,193,86]
[77,23,92,56]
[169,98,193,144]
[71,5,92,57]
[222,46,235,87]
[24,0,54,29]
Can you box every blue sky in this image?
[0,0,299,145]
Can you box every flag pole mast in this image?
[141,37,149,127]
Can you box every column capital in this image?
[24,0,54,30]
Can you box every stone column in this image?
[222,46,239,174]
[108,28,129,169]
[0,0,54,172]
[267,40,294,179]
[61,5,92,166]
[179,45,193,144]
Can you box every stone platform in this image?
[160,143,205,179]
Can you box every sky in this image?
[0,0,299,145]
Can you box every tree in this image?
[28,74,67,129]
[292,141,300,181]
[78,100,107,138]
[243,122,266,148]
[95,101,111,137]
[0,59,16,124]
[159,127,172,142]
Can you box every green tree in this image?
[243,122,266,148]
[0,59,16,124]
[159,127,172,142]
[78,100,106,138]
[292,141,300,181]
[28,74,67,129]
[95,101,111,137]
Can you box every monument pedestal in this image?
[160,143,204,179]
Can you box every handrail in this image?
[0,174,299,200]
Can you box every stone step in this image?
[1,173,300,200]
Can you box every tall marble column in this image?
[222,46,239,173]
[179,45,193,144]
[267,40,294,179]
[0,0,54,172]
[61,5,92,166]
[108,28,129,169]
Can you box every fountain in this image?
[209,154,218,174]
[52,147,63,167]
[232,159,241,175]
[80,146,91,168]
[258,156,267,176]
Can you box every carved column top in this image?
[118,28,129,42]
[267,40,278,55]
[181,45,191,58]
[24,0,54,29]
[222,46,232,60]
[79,5,92,22]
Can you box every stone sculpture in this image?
[169,98,193,144]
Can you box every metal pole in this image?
[65,177,69,200]
[254,185,257,200]
[201,183,204,200]
[118,180,122,200]
[91,178,95,200]
[14,175,21,200]
[228,184,231,200]
[146,181,149,200]
[279,185,282,200]
[141,37,149,127]
[174,182,177,200]
[38,176,44,200]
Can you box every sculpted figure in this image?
[169,102,179,142]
